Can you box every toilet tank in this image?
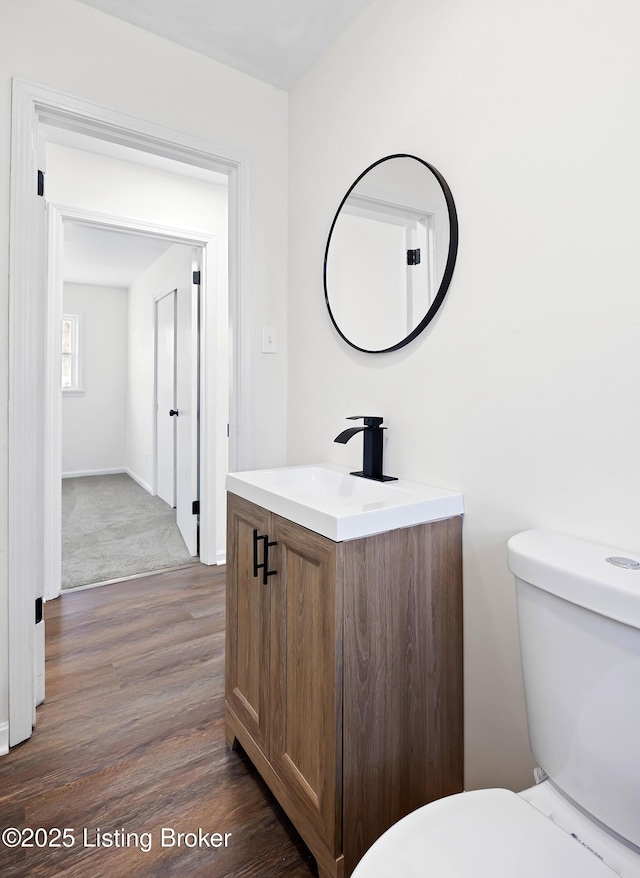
[507,530,640,850]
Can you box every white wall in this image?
[288,0,640,793]
[46,144,228,236]
[0,0,288,746]
[62,283,128,476]
[46,143,229,333]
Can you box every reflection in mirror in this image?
[324,155,458,353]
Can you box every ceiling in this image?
[62,0,365,284]
[64,223,175,287]
[75,0,373,89]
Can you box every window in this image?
[61,314,82,394]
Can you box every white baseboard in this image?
[125,469,153,495]
[0,721,9,756]
[62,468,126,479]
[61,467,154,496]
[216,550,226,566]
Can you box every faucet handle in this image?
[347,416,384,428]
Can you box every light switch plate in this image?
[262,326,277,353]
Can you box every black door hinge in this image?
[192,500,200,515]
[407,248,421,266]
[192,270,201,285]
[35,597,43,624]
[37,170,45,197]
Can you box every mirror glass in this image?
[324,154,458,353]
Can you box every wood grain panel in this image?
[269,516,343,857]
[342,516,463,874]
[227,706,344,878]
[225,494,272,754]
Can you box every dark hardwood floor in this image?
[0,565,317,877]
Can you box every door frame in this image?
[47,205,217,601]
[9,78,255,748]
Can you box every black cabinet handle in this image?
[262,537,277,585]
[252,529,260,578]
[252,528,277,585]
[169,409,179,417]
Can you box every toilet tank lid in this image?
[507,530,640,630]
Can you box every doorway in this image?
[9,79,254,748]
[52,204,218,594]
[59,225,204,590]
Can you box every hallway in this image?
[0,567,316,877]
[62,474,195,589]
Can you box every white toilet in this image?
[352,529,640,877]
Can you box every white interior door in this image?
[156,290,176,507]
[175,253,199,556]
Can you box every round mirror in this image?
[324,154,458,353]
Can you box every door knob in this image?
[169,409,179,417]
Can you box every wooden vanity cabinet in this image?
[225,492,463,878]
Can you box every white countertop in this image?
[226,463,463,541]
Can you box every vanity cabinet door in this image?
[226,494,272,755]
[269,515,343,857]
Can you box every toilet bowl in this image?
[352,530,640,878]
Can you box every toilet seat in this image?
[352,789,618,877]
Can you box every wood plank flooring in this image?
[0,565,317,877]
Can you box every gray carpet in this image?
[62,473,195,589]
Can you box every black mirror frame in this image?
[323,154,458,354]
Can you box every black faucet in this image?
[334,416,397,482]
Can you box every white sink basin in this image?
[226,463,463,541]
